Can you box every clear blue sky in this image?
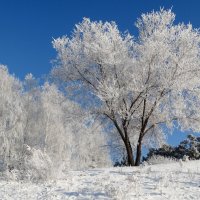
[0,0,199,145]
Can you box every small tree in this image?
[52,9,200,166]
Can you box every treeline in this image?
[144,134,200,161]
[0,66,111,181]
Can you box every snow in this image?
[0,160,199,199]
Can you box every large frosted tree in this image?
[52,9,200,166]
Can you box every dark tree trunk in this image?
[108,115,135,166]
[124,139,135,166]
[135,134,143,166]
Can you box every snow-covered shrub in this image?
[22,145,53,181]
[0,145,54,181]
[145,155,178,165]
[182,155,189,162]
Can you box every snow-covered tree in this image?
[22,80,111,172]
[39,83,111,171]
[0,65,24,171]
[23,73,42,149]
[69,116,112,169]
[0,66,111,180]
[52,9,200,166]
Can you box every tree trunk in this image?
[124,139,135,166]
[108,116,135,166]
[135,134,143,166]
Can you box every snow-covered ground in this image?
[0,160,199,200]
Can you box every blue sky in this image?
[0,0,199,145]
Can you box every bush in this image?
[145,155,178,165]
[0,145,54,182]
[22,145,54,181]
